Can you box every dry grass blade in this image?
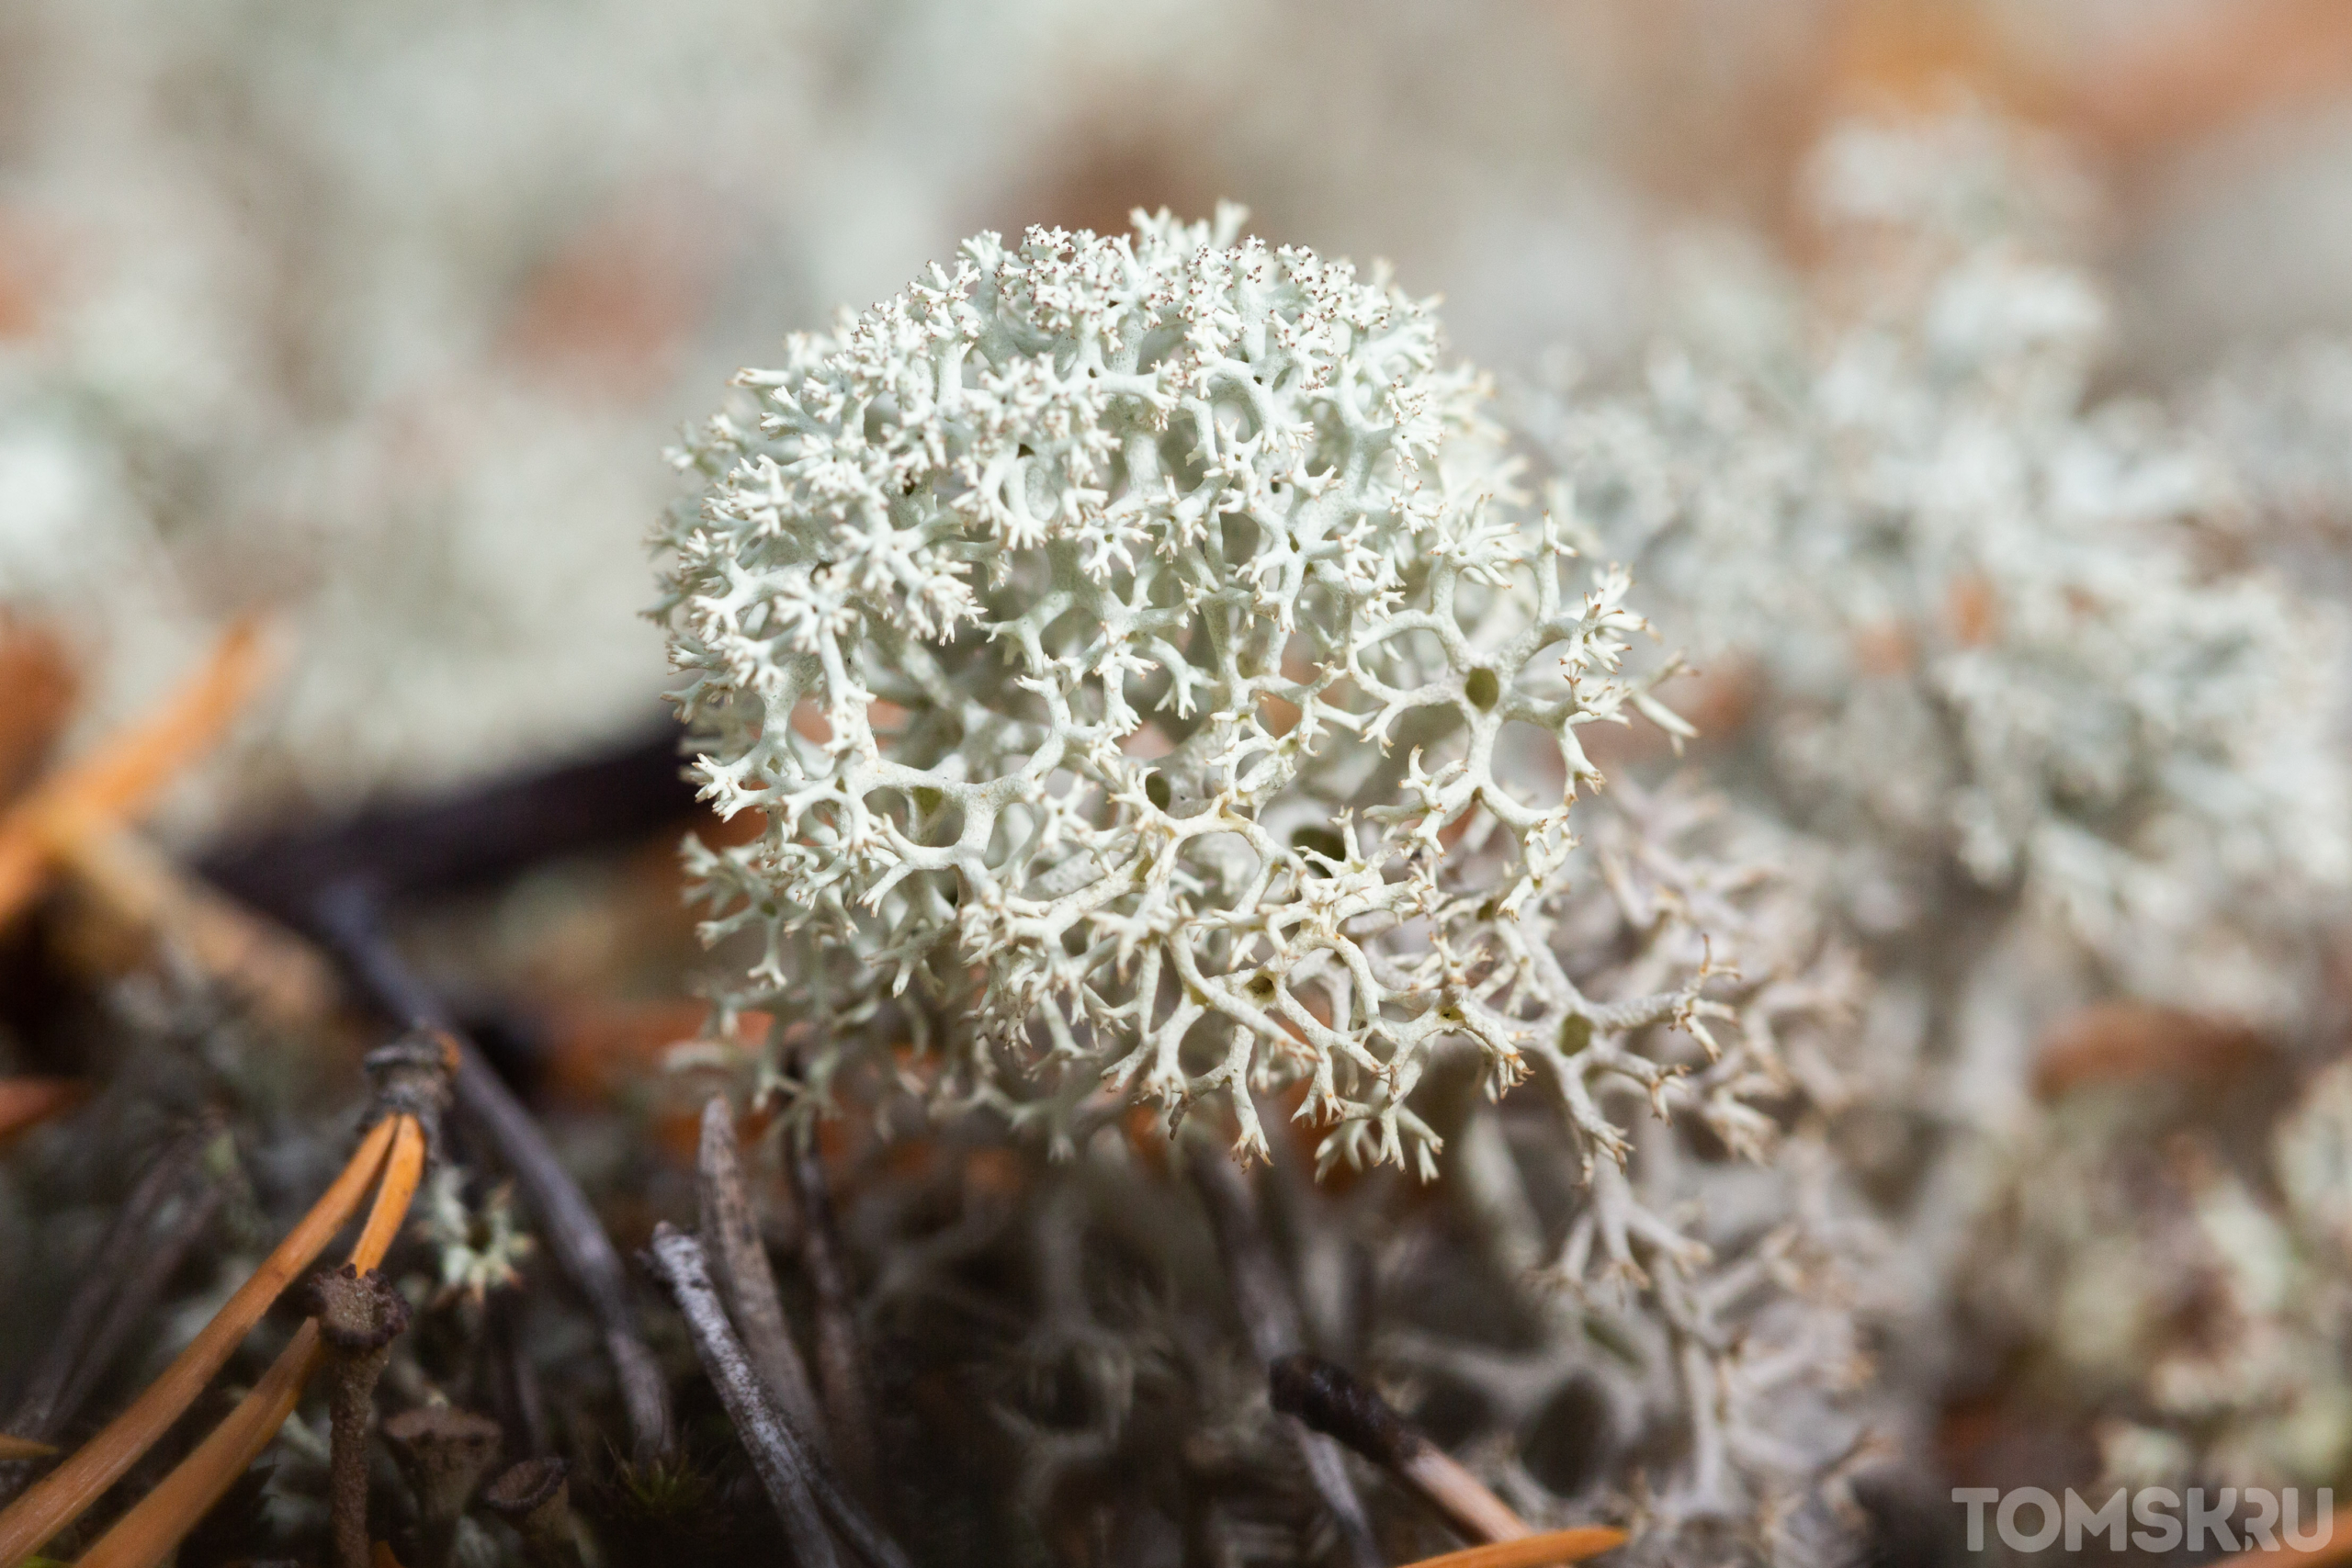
[49,826,337,1030]
[72,1114,428,1568]
[1390,1527,1629,1568]
[0,1113,396,1564]
[0,618,269,930]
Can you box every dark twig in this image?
[316,885,673,1463]
[696,1100,829,1450]
[1272,1352,1530,1546]
[1188,1143,1385,1568]
[644,1224,840,1568]
[198,726,695,914]
[785,1139,880,1506]
[0,1126,221,1502]
[487,1290,551,1459]
[640,1224,909,1568]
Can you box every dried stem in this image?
[198,727,693,913]
[785,1139,879,1505]
[1186,1143,1384,1568]
[0,1112,398,1563]
[0,1126,220,1506]
[317,884,674,1463]
[73,1112,429,1568]
[308,1267,413,1568]
[695,1099,828,1449]
[51,820,338,1030]
[647,1216,912,1568]
[0,618,268,929]
[644,1223,840,1568]
[487,1290,550,1458]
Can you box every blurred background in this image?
[9,0,2352,828]
[9,6,2352,1559]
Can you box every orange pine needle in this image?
[0,1079,85,1144]
[0,1438,55,1462]
[351,1115,428,1271]
[0,1113,396,1565]
[46,823,337,1031]
[0,617,76,806]
[73,1115,428,1568]
[1393,1528,1629,1568]
[0,618,270,930]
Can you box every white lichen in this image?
[1527,108,2351,1030]
[659,206,1723,1177]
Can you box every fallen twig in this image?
[1187,1142,1384,1568]
[640,1221,910,1567]
[198,725,695,914]
[644,1223,840,1568]
[696,1098,829,1450]
[0,1125,221,1495]
[316,886,674,1464]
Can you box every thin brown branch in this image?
[644,1224,840,1568]
[317,886,674,1463]
[696,1098,829,1450]
[0,1124,220,1495]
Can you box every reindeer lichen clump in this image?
[1532,107,2352,1028]
[659,205,1742,1174]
